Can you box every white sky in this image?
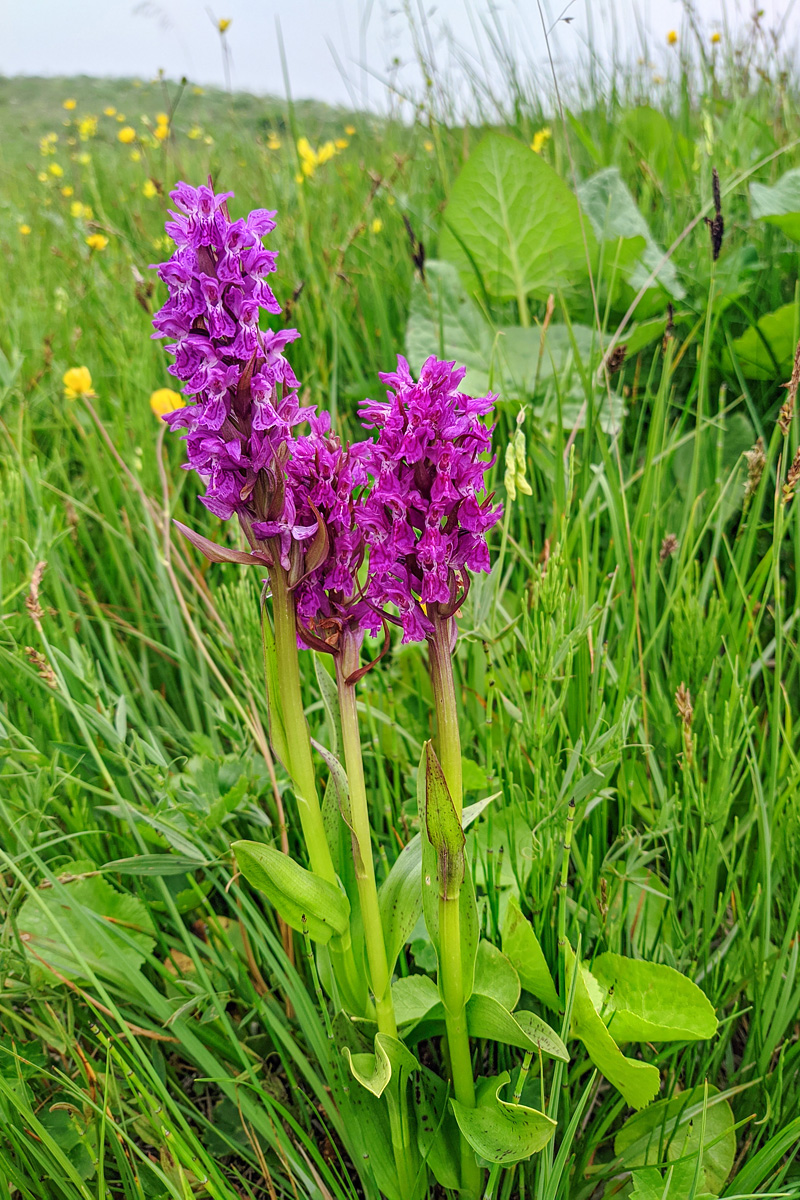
[3,0,798,106]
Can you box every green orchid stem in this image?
[269,565,335,882]
[268,563,365,1014]
[429,613,463,815]
[430,612,481,1199]
[336,631,398,1040]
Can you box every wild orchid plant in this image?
[153,183,720,1200]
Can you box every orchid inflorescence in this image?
[152,180,501,650]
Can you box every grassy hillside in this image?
[1,20,800,1198]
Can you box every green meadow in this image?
[1,14,800,1198]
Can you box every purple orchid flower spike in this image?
[357,353,502,643]
[151,181,311,550]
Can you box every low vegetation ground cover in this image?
[1,12,800,1199]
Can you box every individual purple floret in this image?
[152,182,310,535]
[357,355,502,643]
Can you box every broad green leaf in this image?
[342,1032,418,1099]
[615,1085,735,1195]
[502,895,560,1011]
[451,1071,556,1164]
[379,794,495,974]
[591,953,718,1043]
[392,973,441,1027]
[343,1046,392,1098]
[405,259,492,395]
[439,133,597,306]
[415,1066,461,1190]
[565,943,660,1110]
[17,860,155,985]
[751,168,800,241]
[726,303,798,380]
[232,840,350,944]
[578,167,684,298]
[466,994,568,1061]
[423,741,465,900]
[474,939,521,1011]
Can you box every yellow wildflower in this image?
[203,135,214,145]
[78,116,98,140]
[37,171,48,182]
[130,149,142,162]
[667,29,678,44]
[70,201,88,218]
[63,98,77,110]
[19,224,31,236]
[86,233,108,251]
[154,123,169,141]
[711,31,721,43]
[143,179,157,198]
[155,112,169,125]
[423,139,434,152]
[345,124,356,136]
[63,367,95,399]
[371,218,383,234]
[295,172,304,185]
[118,126,137,144]
[188,125,202,140]
[335,138,349,149]
[77,153,91,165]
[192,86,204,95]
[297,136,339,177]
[62,185,74,197]
[297,136,317,175]
[149,387,182,417]
[267,133,281,150]
[48,162,64,177]
[104,106,117,116]
[116,113,126,121]
[218,17,231,32]
[531,127,552,154]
